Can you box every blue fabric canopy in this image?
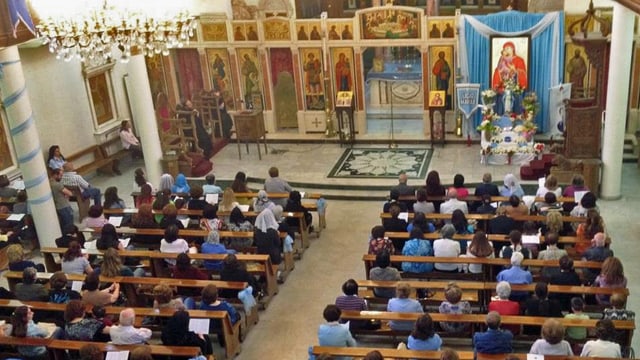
[459,11,564,133]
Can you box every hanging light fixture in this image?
[35,1,197,64]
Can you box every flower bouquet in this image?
[534,142,545,159]
[481,89,497,105]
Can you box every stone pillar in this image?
[0,46,59,246]
[601,3,634,199]
[126,54,164,186]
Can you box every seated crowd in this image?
[314,170,631,359]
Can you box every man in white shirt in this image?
[109,308,152,345]
[440,188,468,214]
[433,224,460,271]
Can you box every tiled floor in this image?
[24,140,639,359]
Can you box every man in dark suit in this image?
[472,173,500,211]
[473,311,513,354]
[391,172,414,211]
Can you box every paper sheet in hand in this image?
[522,235,540,244]
[119,238,130,248]
[189,318,210,334]
[527,354,544,360]
[6,214,24,221]
[538,177,546,189]
[179,218,190,228]
[106,351,130,360]
[300,191,306,198]
[108,216,123,227]
[574,191,588,204]
[238,204,250,212]
[205,193,219,204]
[71,281,83,292]
[398,212,409,222]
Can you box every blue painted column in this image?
[0,46,60,246]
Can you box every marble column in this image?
[601,3,634,199]
[0,46,60,246]
[126,54,163,186]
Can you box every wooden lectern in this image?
[233,111,267,160]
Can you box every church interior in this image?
[0,0,640,359]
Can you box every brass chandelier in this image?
[35,1,196,64]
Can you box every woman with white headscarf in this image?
[253,190,275,213]
[253,209,282,265]
[159,174,175,192]
[499,173,524,198]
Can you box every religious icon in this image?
[297,25,309,40]
[429,90,445,107]
[429,45,454,109]
[342,25,353,40]
[234,25,246,41]
[300,48,325,110]
[206,49,235,109]
[246,25,258,41]
[490,36,530,91]
[336,91,353,107]
[565,42,592,99]
[332,48,354,93]
[429,22,441,38]
[442,22,455,38]
[237,48,261,109]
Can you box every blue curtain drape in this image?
[459,11,564,133]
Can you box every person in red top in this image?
[172,253,208,297]
[488,281,521,335]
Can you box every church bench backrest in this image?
[380,212,586,223]
[339,310,635,347]
[48,339,202,358]
[312,347,475,359]
[398,195,576,203]
[362,254,605,282]
[40,247,278,299]
[384,231,581,245]
[0,299,239,358]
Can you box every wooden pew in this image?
[312,347,475,359]
[81,226,296,273]
[384,231,581,245]
[362,254,606,282]
[311,347,621,360]
[398,195,577,203]
[40,248,279,301]
[0,299,239,359]
[356,279,629,312]
[48,339,203,358]
[339,310,635,348]
[66,145,116,177]
[380,212,586,224]
[356,280,487,309]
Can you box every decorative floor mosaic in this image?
[328,148,432,179]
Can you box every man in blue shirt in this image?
[473,311,513,354]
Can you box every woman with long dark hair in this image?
[425,170,445,212]
[47,145,66,170]
[10,305,53,358]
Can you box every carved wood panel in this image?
[565,105,601,158]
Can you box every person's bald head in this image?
[486,311,501,329]
[593,232,606,247]
[398,173,408,185]
[119,308,136,326]
[448,188,458,199]
[63,162,74,171]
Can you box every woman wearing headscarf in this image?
[201,230,235,271]
[500,173,525,198]
[254,209,282,265]
[159,173,175,192]
[226,207,254,249]
[253,190,275,213]
[172,173,191,195]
